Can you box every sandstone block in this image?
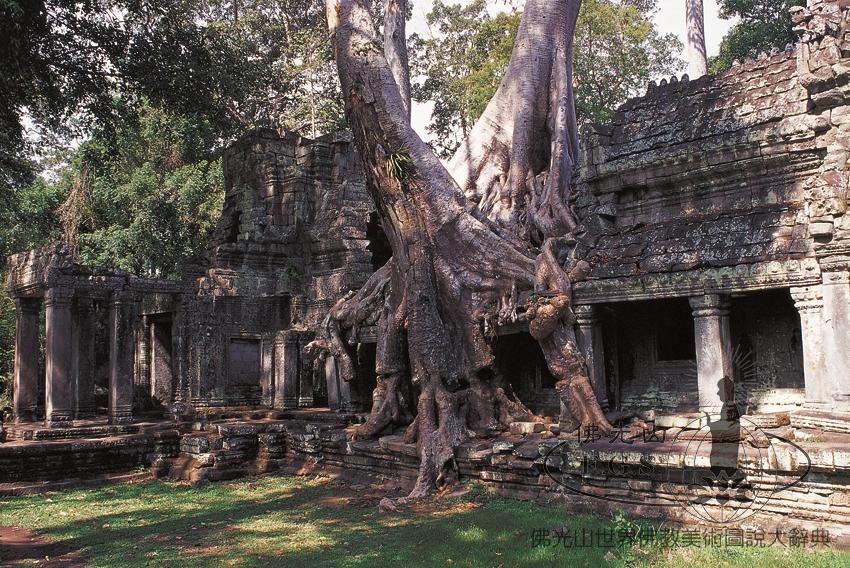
[509,422,545,435]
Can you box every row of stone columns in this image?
[574,295,735,417]
[271,330,357,412]
[12,288,138,426]
[573,273,850,417]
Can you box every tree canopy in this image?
[710,0,806,74]
[0,0,344,200]
[411,0,683,158]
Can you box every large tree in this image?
[411,0,682,158]
[686,0,708,77]
[321,0,611,497]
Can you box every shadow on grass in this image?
[0,476,617,568]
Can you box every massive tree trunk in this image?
[383,0,411,118]
[686,0,708,78]
[323,0,610,497]
[448,0,582,245]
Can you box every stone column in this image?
[338,374,357,412]
[323,355,357,411]
[109,290,137,424]
[172,295,189,403]
[260,338,275,407]
[298,369,314,407]
[792,285,829,407]
[574,304,609,412]
[325,355,341,410]
[12,298,40,423]
[73,297,97,418]
[45,287,75,426]
[298,334,315,408]
[273,331,299,409]
[137,315,152,396]
[821,272,850,408]
[689,294,733,418]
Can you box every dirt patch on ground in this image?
[0,526,85,567]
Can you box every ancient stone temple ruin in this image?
[2,0,850,539]
[4,130,383,427]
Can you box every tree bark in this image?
[383,0,411,119]
[448,0,582,245]
[324,0,610,497]
[686,0,708,78]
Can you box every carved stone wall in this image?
[180,130,376,408]
[3,131,378,417]
[568,0,850,417]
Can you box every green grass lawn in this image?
[0,475,847,567]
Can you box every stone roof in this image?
[571,31,849,301]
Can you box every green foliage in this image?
[410,0,683,157]
[710,0,806,74]
[410,0,520,158]
[574,0,683,125]
[0,289,14,411]
[384,145,414,183]
[0,0,344,200]
[55,100,225,279]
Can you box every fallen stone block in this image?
[509,422,545,435]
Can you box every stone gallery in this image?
[2,0,850,539]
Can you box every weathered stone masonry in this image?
[570,0,850,426]
[3,131,381,427]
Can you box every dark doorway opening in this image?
[495,333,558,418]
[226,337,262,405]
[606,298,697,413]
[730,289,804,409]
[356,342,378,413]
[150,316,174,407]
[366,212,392,272]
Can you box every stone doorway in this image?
[496,332,559,418]
[149,316,174,407]
[226,337,263,405]
[730,289,805,412]
[605,298,698,414]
